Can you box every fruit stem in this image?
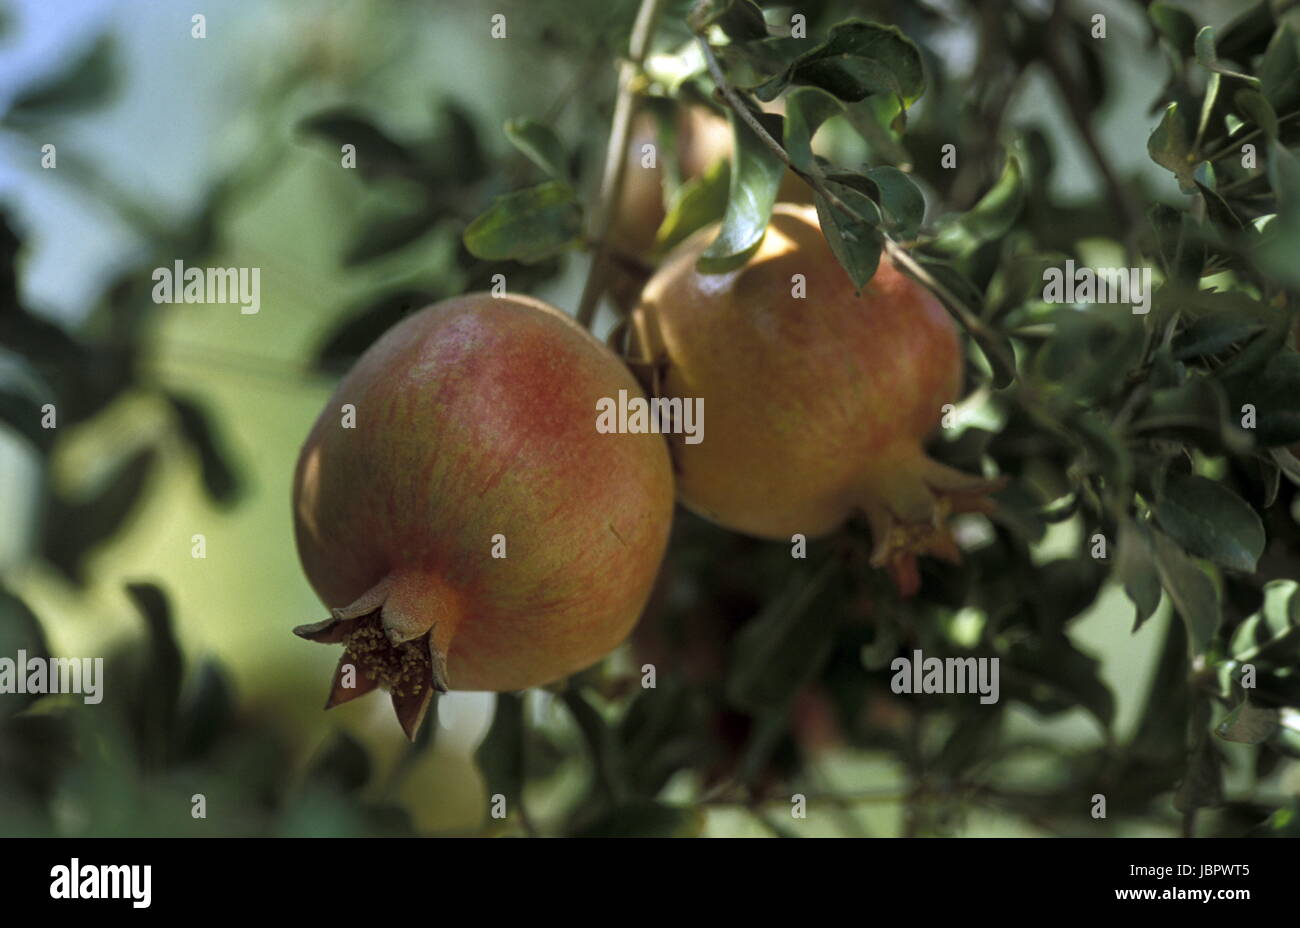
[575,0,667,330]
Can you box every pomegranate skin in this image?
[631,204,998,593]
[293,293,674,730]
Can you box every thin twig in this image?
[575,0,666,329]
[695,36,1017,377]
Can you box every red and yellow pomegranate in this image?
[630,204,1000,595]
[293,293,674,737]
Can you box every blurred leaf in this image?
[504,117,569,182]
[1150,529,1221,656]
[174,660,234,761]
[782,87,841,173]
[463,181,582,263]
[1150,3,1198,58]
[1234,88,1277,140]
[314,289,435,373]
[125,582,183,768]
[0,588,50,718]
[697,110,785,273]
[298,108,420,181]
[654,158,729,255]
[1148,102,1199,193]
[755,20,925,106]
[1225,350,1300,446]
[1116,520,1163,632]
[932,155,1024,256]
[725,561,836,714]
[1229,580,1300,662]
[1174,738,1224,812]
[694,0,768,43]
[44,448,157,584]
[6,35,117,121]
[343,203,440,266]
[1260,23,1300,113]
[306,731,371,794]
[562,688,624,802]
[1172,312,1265,360]
[166,394,241,505]
[572,801,703,837]
[475,692,525,814]
[1216,698,1279,744]
[1002,633,1115,729]
[1153,474,1264,572]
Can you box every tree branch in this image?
[575,0,666,329]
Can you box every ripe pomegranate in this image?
[293,293,674,738]
[630,204,1000,595]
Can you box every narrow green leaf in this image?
[696,111,785,273]
[504,117,569,182]
[1154,474,1264,572]
[813,184,881,290]
[654,158,730,254]
[463,181,582,263]
[755,20,924,106]
[864,166,924,238]
[782,87,842,173]
[1150,529,1222,656]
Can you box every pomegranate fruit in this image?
[630,204,1001,595]
[293,293,674,738]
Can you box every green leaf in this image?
[1260,23,1300,113]
[696,111,785,273]
[306,731,372,793]
[754,20,925,106]
[1233,88,1277,140]
[5,36,117,121]
[0,588,50,718]
[1116,520,1162,632]
[1153,474,1264,572]
[1174,738,1224,812]
[1193,26,1259,84]
[1002,633,1115,730]
[314,289,435,373]
[463,181,582,263]
[474,692,525,812]
[1224,350,1300,447]
[1172,312,1266,360]
[1150,529,1221,656]
[864,166,924,238]
[932,155,1024,256]
[343,203,438,266]
[813,183,881,290]
[166,394,241,505]
[725,562,837,714]
[1148,102,1199,193]
[504,117,569,182]
[1216,698,1279,743]
[44,448,157,585]
[298,108,420,181]
[654,158,730,255]
[695,0,769,43]
[1229,580,1300,663]
[782,87,842,173]
[1150,3,1198,58]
